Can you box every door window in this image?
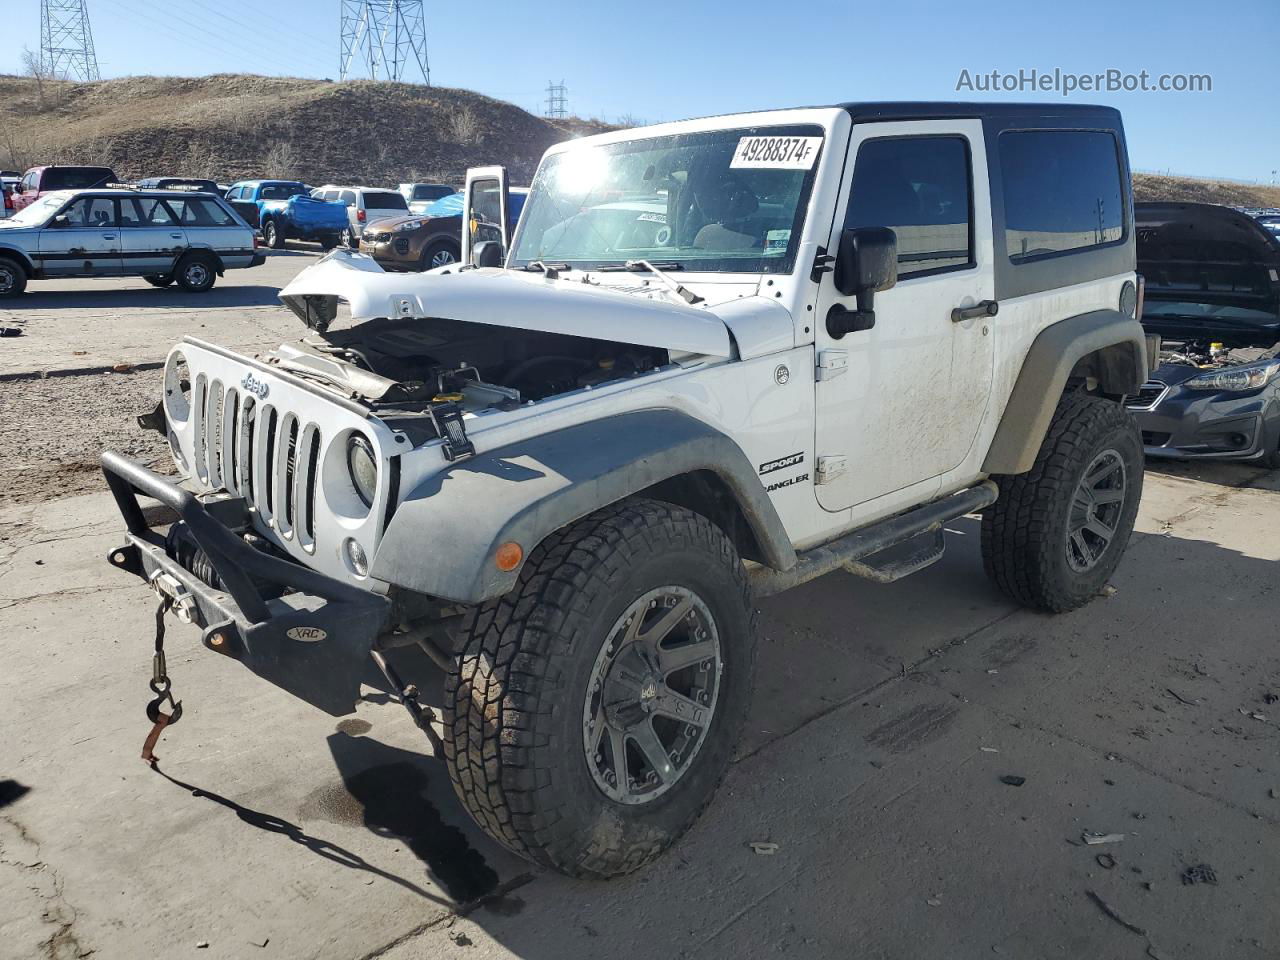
[844,136,973,278]
[60,196,118,227]
[134,197,178,225]
[119,198,145,226]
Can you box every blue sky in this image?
[2,0,1276,182]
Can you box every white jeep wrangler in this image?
[104,101,1150,880]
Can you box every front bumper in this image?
[358,238,419,270]
[101,451,391,715]
[1130,385,1280,461]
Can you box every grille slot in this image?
[1127,380,1167,411]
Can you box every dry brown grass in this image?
[1133,172,1280,208]
[0,73,605,185]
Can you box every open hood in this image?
[1136,202,1280,345]
[279,253,734,358]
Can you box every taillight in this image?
[357,209,366,222]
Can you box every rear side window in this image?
[340,190,357,207]
[364,192,407,210]
[844,136,973,278]
[43,167,115,190]
[167,197,236,226]
[259,183,304,201]
[999,131,1124,262]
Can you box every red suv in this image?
[11,165,118,213]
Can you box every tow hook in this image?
[148,571,197,623]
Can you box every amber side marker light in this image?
[495,541,523,572]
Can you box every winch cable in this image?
[141,595,183,766]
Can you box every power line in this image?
[339,1,430,83]
[544,79,567,119]
[41,0,100,81]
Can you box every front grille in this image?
[194,377,324,553]
[1127,380,1168,411]
[363,230,391,243]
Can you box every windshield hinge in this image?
[810,246,835,283]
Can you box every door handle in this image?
[952,300,998,323]
[101,233,117,240]
[170,233,184,239]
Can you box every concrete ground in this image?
[1,257,1278,960]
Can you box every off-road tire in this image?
[175,253,217,293]
[420,238,459,271]
[443,498,758,879]
[143,274,173,288]
[262,219,284,249]
[982,391,1143,612]
[0,257,27,297]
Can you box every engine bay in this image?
[263,316,671,413]
[1157,338,1280,370]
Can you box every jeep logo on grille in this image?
[241,372,270,399]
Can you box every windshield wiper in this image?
[522,260,572,278]
[596,260,702,305]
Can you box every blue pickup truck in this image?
[224,180,348,250]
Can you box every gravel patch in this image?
[0,369,173,504]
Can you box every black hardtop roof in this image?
[833,101,1122,124]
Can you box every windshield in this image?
[4,193,66,226]
[260,183,306,200]
[510,124,824,274]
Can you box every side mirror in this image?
[472,240,504,268]
[51,214,69,228]
[828,227,898,339]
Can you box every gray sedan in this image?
[0,188,263,296]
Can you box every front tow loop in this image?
[141,596,183,765]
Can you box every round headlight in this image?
[1119,280,1138,318]
[346,434,378,506]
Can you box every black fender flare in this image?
[983,309,1146,474]
[370,409,798,604]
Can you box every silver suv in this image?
[0,188,262,296]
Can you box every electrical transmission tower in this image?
[544,80,568,119]
[339,1,430,84]
[40,0,101,82]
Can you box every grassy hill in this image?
[2,73,1277,208]
[0,73,608,186]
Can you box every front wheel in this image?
[262,219,284,249]
[0,258,27,297]
[443,499,758,879]
[982,392,1143,612]
[420,238,459,271]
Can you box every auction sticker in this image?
[731,135,823,170]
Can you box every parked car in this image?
[1,172,20,219]
[104,102,1151,880]
[224,180,347,250]
[10,165,118,213]
[398,181,457,215]
[0,187,262,296]
[360,188,528,270]
[311,184,409,247]
[1255,213,1280,239]
[135,176,222,194]
[1129,202,1280,466]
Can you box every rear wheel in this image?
[0,257,28,297]
[443,499,758,879]
[143,274,173,288]
[420,238,459,271]
[320,234,340,251]
[340,226,356,248]
[175,253,217,293]
[982,392,1143,612]
[262,219,284,249]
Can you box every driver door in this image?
[813,120,995,512]
[462,166,509,265]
